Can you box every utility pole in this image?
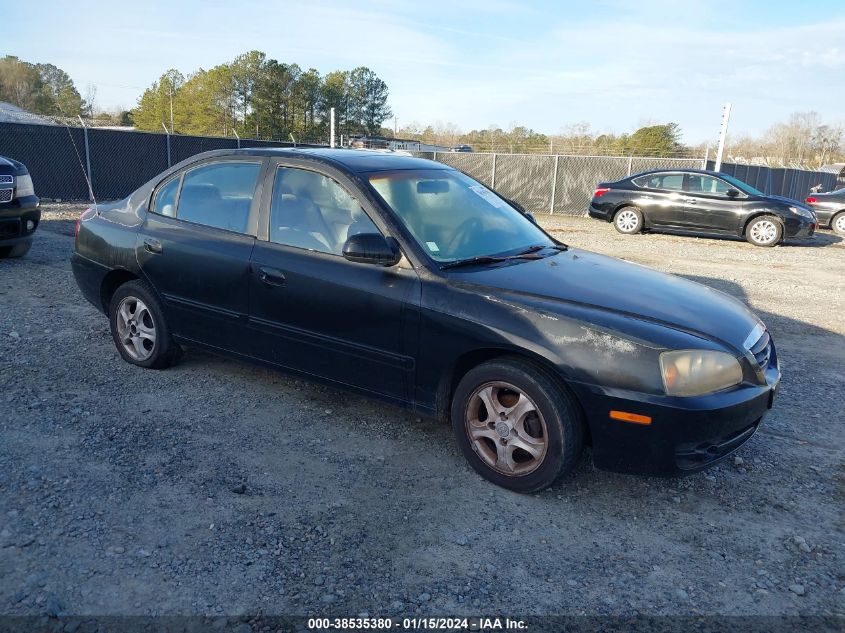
[330,107,336,148]
[714,102,732,172]
[393,116,397,139]
[168,83,174,135]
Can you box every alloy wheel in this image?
[115,296,157,361]
[835,214,845,234]
[750,219,778,245]
[464,381,548,476]
[616,209,639,232]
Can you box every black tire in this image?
[613,206,644,234]
[831,211,845,236]
[0,241,32,258]
[746,215,783,247]
[108,280,179,369]
[450,357,584,493]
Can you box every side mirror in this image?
[524,212,538,225]
[726,189,741,198]
[342,233,401,266]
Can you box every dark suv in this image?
[0,156,40,258]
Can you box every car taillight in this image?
[75,207,95,238]
[593,187,611,198]
[805,196,817,204]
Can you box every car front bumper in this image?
[782,215,816,239]
[570,363,780,476]
[0,195,40,246]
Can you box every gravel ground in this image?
[1,204,843,619]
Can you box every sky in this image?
[5,0,845,144]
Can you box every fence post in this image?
[77,116,94,202]
[234,129,240,150]
[626,154,633,177]
[433,151,437,162]
[549,155,559,214]
[491,153,497,189]
[703,146,709,170]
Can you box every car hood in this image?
[457,248,761,351]
[762,194,809,209]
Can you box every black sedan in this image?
[0,155,40,258]
[804,188,845,235]
[72,149,780,492]
[588,169,817,247]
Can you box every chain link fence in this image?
[0,116,324,201]
[414,151,706,215]
[0,115,837,210]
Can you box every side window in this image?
[176,162,261,233]
[688,175,732,196]
[153,177,180,217]
[634,174,684,190]
[269,167,379,255]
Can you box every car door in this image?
[631,172,689,226]
[683,174,745,231]
[247,160,420,403]
[137,158,267,349]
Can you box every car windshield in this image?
[720,174,765,197]
[367,169,554,263]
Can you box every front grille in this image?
[0,175,13,185]
[748,329,772,369]
[0,189,12,203]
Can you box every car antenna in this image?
[54,103,98,213]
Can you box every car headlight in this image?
[14,174,35,198]
[659,350,743,397]
[788,205,813,219]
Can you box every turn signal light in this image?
[593,187,611,198]
[609,410,652,425]
[805,197,817,204]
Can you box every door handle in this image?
[684,198,698,204]
[258,266,286,287]
[143,238,163,254]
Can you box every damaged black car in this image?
[72,149,780,492]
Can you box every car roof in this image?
[186,147,450,174]
[628,168,727,179]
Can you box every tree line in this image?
[0,56,86,118]
[397,121,688,157]
[133,51,392,142]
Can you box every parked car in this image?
[804,188,845,235]
[588,169,817,247]
[72,149,780,492]
[451,145,473,152]
[0,155,39,258]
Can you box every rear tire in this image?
[831,211,845,236]
[108,280,179,369]
[0,241,32,258]
[450,357,584,493]
[746,215,783,247]
[613,206,643,234]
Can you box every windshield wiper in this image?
[440,244,568,270]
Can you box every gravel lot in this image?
[1,204,843,619]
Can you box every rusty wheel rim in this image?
[465,381,548,476]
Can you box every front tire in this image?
[831,211,845,236]
[613,206,643,234]
[746,215,783,247]
[108,280,179,369]
[0,240,32,258]
[450,358,584,493]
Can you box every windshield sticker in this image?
[426,241,440,253]
[469,185,508,208]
